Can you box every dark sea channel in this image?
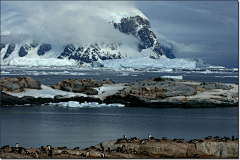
[1,66,239,149]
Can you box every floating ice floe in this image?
[1,71,10,74]
[215,76,238,78]
[161,75,183,80]
[25,71,87,76]
[46,101,125,108]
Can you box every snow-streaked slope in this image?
[99,57,196,69]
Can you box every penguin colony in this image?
[1,135,238,158]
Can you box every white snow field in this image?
[99,57,196,69]
[6,84,128,108]
[6,57,78,67]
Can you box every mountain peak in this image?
[1,12,175,66]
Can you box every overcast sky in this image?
[135,1,238,68]
[1,1,238,68]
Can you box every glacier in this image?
[5,57,78,67]
[1,56,196,69]
[98,56,196,69]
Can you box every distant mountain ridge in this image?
[1,13,175,65]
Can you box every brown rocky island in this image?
[1,135,238,158]
[1,76,238,108]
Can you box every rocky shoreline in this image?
[1,76,238,108]
[1,136,238,158]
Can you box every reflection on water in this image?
[1,106,238,149]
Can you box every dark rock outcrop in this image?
[1,76,42,92]
[19,45,31,57]
[0,43,6,51]
[3,43,15,59]
[161,45,175,59]
[113,15,167,58]
[1,76,238,107]
[58,43,124,63]
[51,78,115,95]
[38,44,52,56]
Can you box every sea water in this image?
[0,67,238,149]
[1,106,238,149]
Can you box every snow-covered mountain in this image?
[1,12,175,66]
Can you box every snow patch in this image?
[161,75,183,80]
[46,101,125,108]
[6,84,87,99]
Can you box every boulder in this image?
[24,77,41,89]
[71,82,84,92]
[50,78,114,94]
[0,76,41,92]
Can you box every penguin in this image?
[193,154,199,158]
[198,139,204,143]
[48,150,52,158]
[47,145,52,151]
[162,137,167,140]
[16,143,19,148]
[141,151,148,155]
[80,153,85,156]
[139,140,145,145]
[86,151,90,157]
[116,147,121,152]
[35,152,38,158]
[148,134,151,139]
[41,146,46,151]
[121,145,125,152]
[160,154,166,158]
[74,147,80,150]
[100,143,104,151]
[101,152,105,158]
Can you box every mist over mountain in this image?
[1,2,176,65]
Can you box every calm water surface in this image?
[1,67,238,149]
[1,106,238,149]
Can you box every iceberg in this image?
[46,101,125,108]
[161,75,183,80]
[98,57,196,69]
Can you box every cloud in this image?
[136,1,238,67]
[1,1,140,47]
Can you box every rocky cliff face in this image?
[112,15,168,58]
[1,14,175,65]
[57,43,125,63]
